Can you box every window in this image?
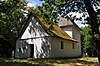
[72,43,74,49]
[61,41,64,49]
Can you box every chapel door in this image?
[30,44,34,58]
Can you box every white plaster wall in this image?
[21,15,49,39]
[15,39,31,58]
[15,37,52,58]
[33,37,52,58]
[72,26,81,56]
[61,27,73,37]
[61,26,81,57]
[50,37,78,58]
[15,15,51,58]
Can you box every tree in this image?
[0,0,28,57]
[84,0,100,62]
[81,26,97,57]
[39,0,100,62]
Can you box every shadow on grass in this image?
[31,58,98,65]
[0,62,54,66]
[0,59,54,66]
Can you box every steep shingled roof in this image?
[56,16,81,30]
[33,14,78,42]
[18,13,78,42]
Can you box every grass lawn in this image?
[0,57,99,66]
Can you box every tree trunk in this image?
[84,0,100,62]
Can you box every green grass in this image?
[0,58,54,66]
[0,57,99,66]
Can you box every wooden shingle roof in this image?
[33,14,78,42]
[56,16,81,30]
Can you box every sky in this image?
[27,0,87,27]
[27,0,43,7]
[68,12,87,27]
